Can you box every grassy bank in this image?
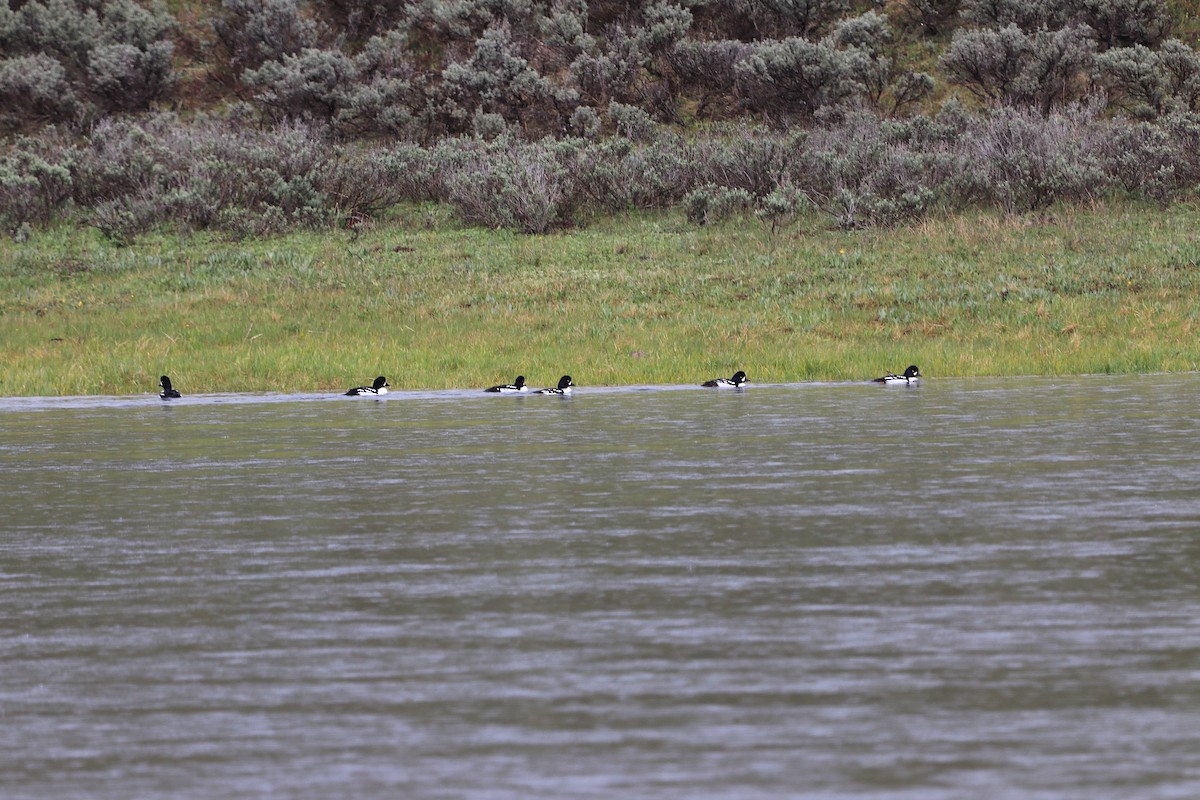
[2,203,1199,396]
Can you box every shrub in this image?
[214,0,321,73]
[668,40,752,117]
[91,192,161,245]
[315,0,409,41]
[70,115,174,206]
[96,0,176,49]
[0,53,80,129]
[690,126,801,198]
[888,71,937,116]
[87,40,175,111]
[1074,0,1170,49]
[539,0,594,62]
[1097,39,1200,117]
[436,135,580,232]
[798,113,948,227]
[1100,117,1178,200]
[66,115,347,240]
[959,0,1069,31]
[182,119,334,224]
[441,25,556,131]
[730,0,851,39]
[607,101,658,141]
[1095,44,1169,116]
[683,183,754,225]
[568,2,691,110]
[0,165,42,233]
[372,142,440,202]
[572,135,694,211]
[245,48,359,121]
[402,0,502,42]
[570,48,638,107]
[569,105,602,138]
[670,15,930,120]
[318,147,411,220]
[941,24,1096,112]
[756,182,809,234]
[961,0,1169,46]
[942,25,1026,105]
[0,138,75,231]
[8,0,103,70]
[954,104,1111,212]
[828,11,889,103]
[336,78,423,138]
[636,1,694,54]
[829,11,934,114]
[735,36,871,118]
[12,101,1200,239]
[1154,109,1200,186]
[830,10,890,50]
[337,29,427,138]
[895,0,961,35]
[0,3,17,46]
[471,109,508,138]
[1157,39,1200,111]
[2,0,176,119]
[11,0,173,61]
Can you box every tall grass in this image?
[2,203,1199,396]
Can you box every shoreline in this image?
[2,371,1193,407]
[3,204,1198,396]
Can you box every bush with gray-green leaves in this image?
[6,103,1200,240]
[4,0,1200,238]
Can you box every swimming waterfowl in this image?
[534,375,574,394]
[484,375,528,393]
[702,370,748,388]
[872,365,921,385]
[345,376,390,396]
[159,375,181,400]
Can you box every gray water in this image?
[1,375,1198,799]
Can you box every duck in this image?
[484,375,528,393]
[345,376,389,396]
[872,365,921,385]
[159,375,182,400]
[701,370,748,388]
[534,375,574,394]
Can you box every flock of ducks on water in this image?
[156,366,921,400]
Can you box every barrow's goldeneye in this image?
[534,375,574,394]
[484,375,528,393]
[345,376,390,395]
[159,375,182,399]
[701,370,748,388]
[872,365,921,385]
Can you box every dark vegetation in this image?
[3,0,1200,239]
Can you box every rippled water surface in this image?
[2,375,1199,799]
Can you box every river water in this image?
[1,375,1198,799]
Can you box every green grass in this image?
[3,202,1200,396]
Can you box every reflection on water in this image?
[1,375,1199,799]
